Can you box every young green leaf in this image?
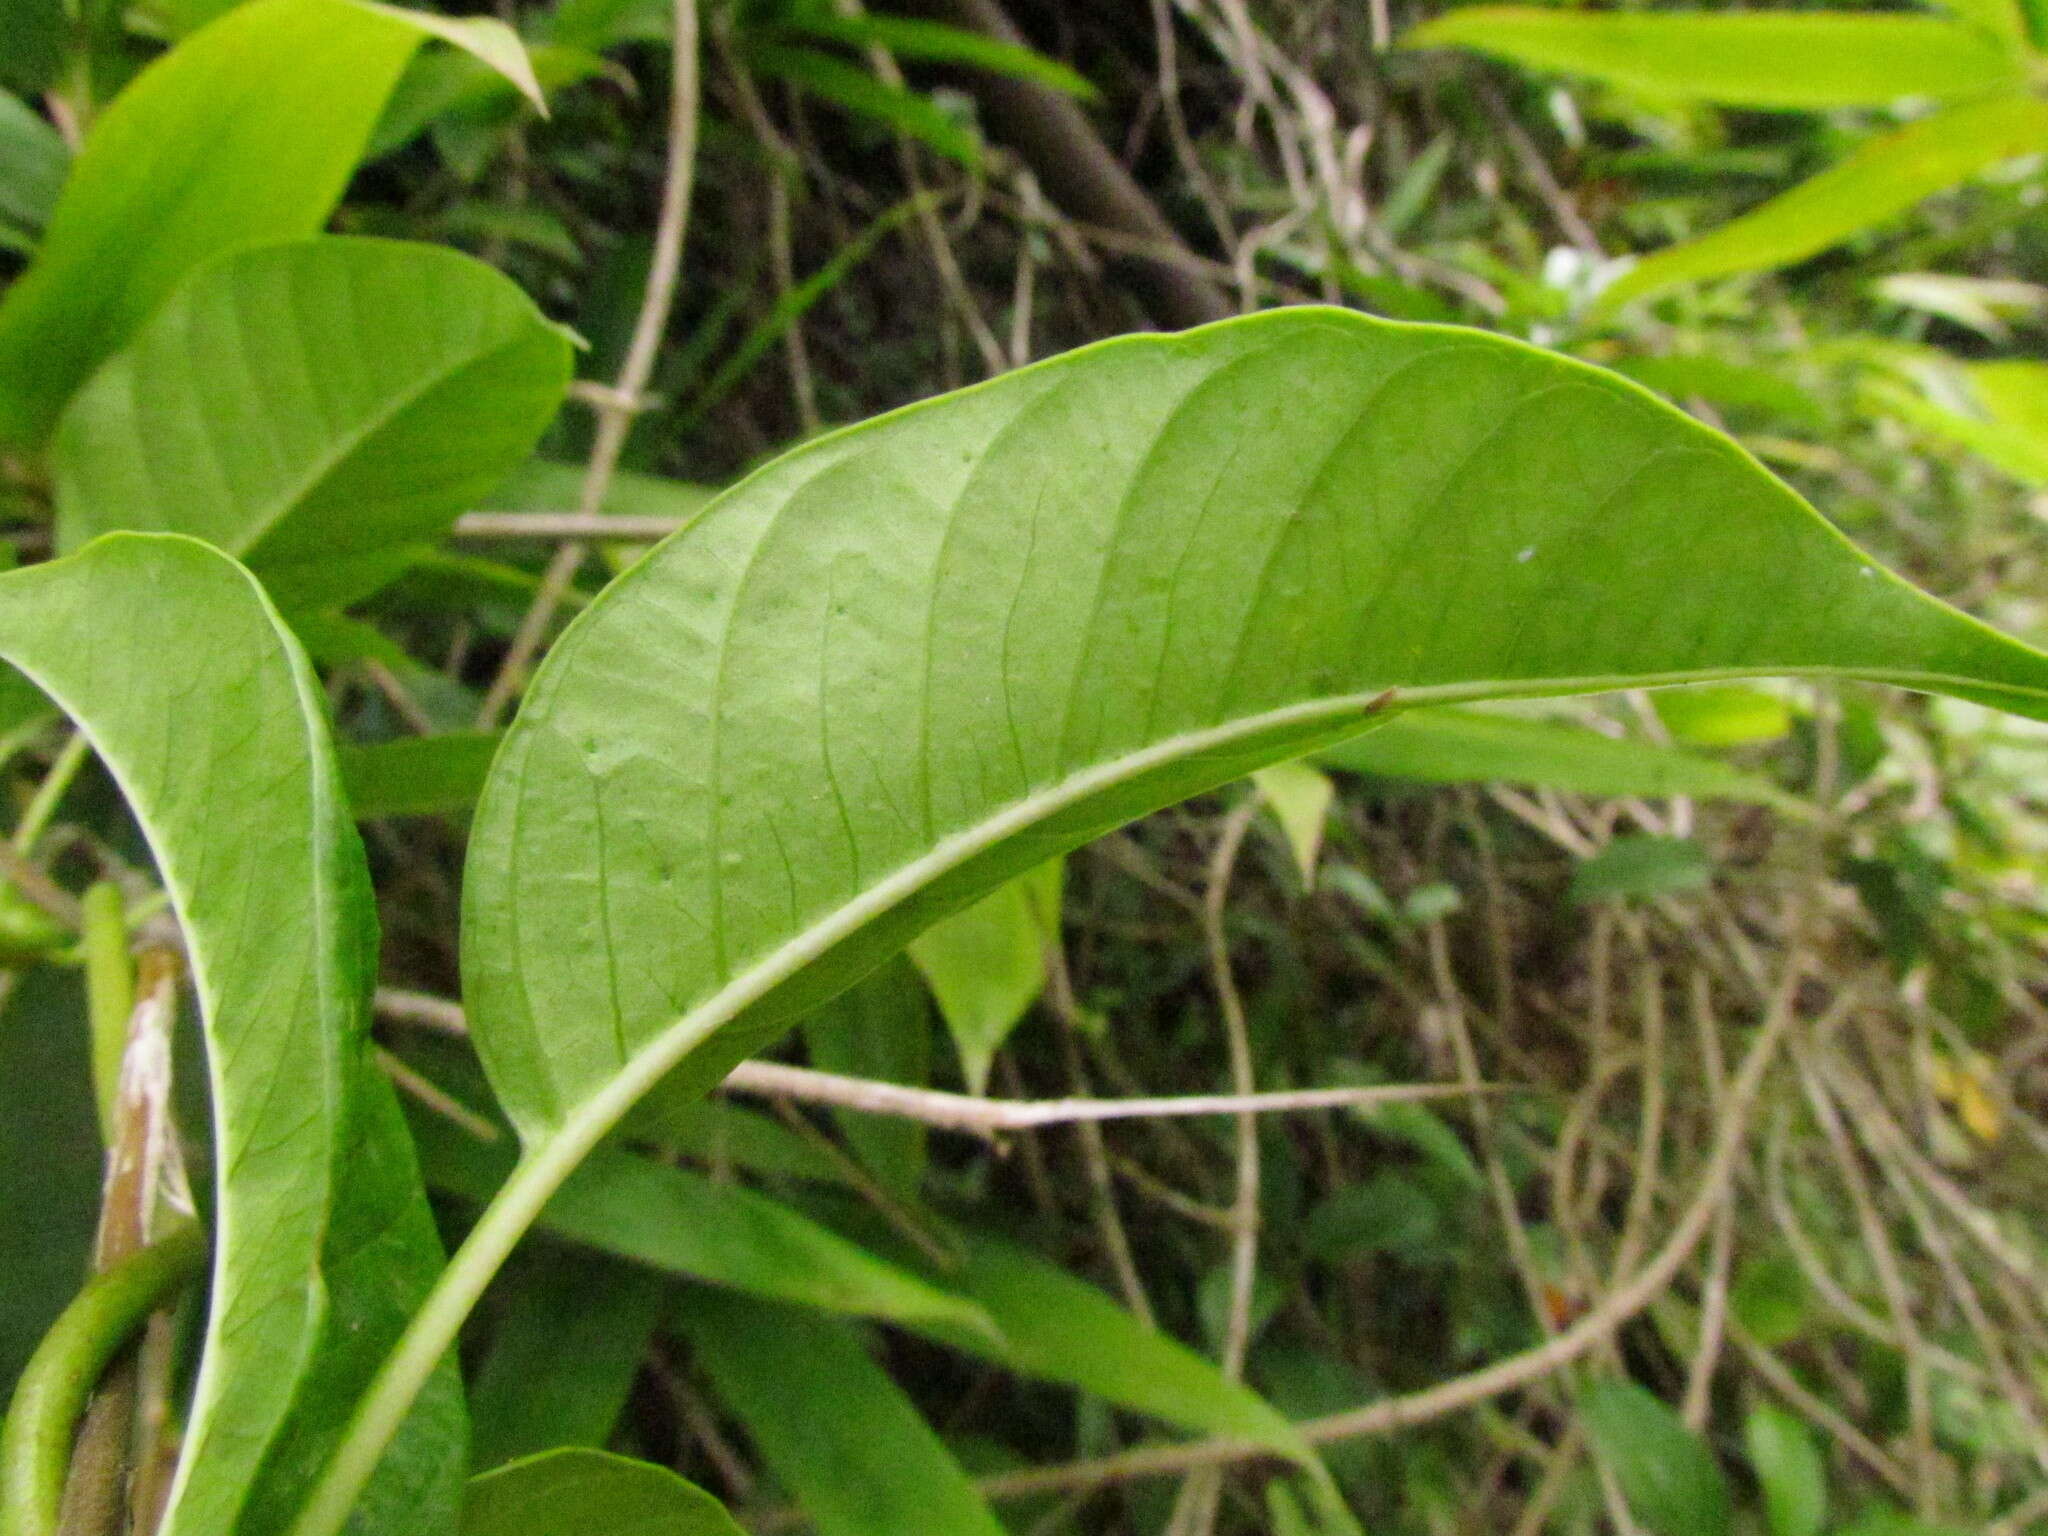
[1744,1404,1828,1536]
[679,1293,1007,1536]
[907,860,1062,1094]
[1254,760,1337,886]
[461,1449,742,1536]
[0,535,458,1536]
[298,308,2048,1535]
[1581,1379,1732,1536]
[55,237,572,610]
[1319,707,1798,806]
[0,0,539,449]
[1598,95,2048,312]
[1400,10,2023,109]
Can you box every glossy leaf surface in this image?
[1401,10,2022,108]
[0,535,456,1536]
[0,0,536,449]
[463,307,2048,1162]
[461,1449,741,1536]
[55,237,571,609]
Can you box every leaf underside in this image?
[462,306,2048,1155]
[0,537,460,1536]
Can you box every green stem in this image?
[79,883,130,1141]
[12,733,91,854]
[0,1221,205,1536]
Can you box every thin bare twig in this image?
[476,0,702,727]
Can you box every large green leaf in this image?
[1599,95,2048,311]
[0,535,459,1536]
[1400,9,2023,109]
[1317,706,1800,806]
[296,308,2048,1532]
[0,0,537,450]
[679,1293,1006,1536]
[53,237,572,609]
[462,306,2048,1146]
[462,1450,742,1536]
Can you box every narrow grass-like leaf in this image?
[1401,10,2022,108]
[462,1450,742,1536]
[0,535,457,1536]
[747,45,980,165]
[1598,96,2048,311]
[467,1253,668,1470]
[55,237,572,609]
[0,0,538,449]
[408,1110,998,1337]
[1877,359,2048,488]
[778,10,1098,98]
[679,1293,1006,1536]
[296,308,2048,1536]
[801,957,931,1198]
[1318,707,1799,806]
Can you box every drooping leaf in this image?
[461,1449,742,1536]
[408,1108,998,1338]
[1876,358,2048,489]
[0,90,65,248]
[1317,707,1798,807]
[467,1252,669,1471]
[1652,685,1793,748]
[55,236,572,609]
[1744,1404,1828,1536]
[928,1230,1312,1460]
[0,535,458,1536]
[0,0,540,449]
[340,733,504,820]
[1598,95,2048,312]
[1400,10,2023,108]
[1255,760,1337,886]
[314,309,2048,1526]
[678,1292,1008,1536]
[776,8,1098,99]
[746,44,980,165]
[907,860,1062,1095]
[1580,1379,1732,1536]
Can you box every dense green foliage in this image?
[1,2,2046,1534]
